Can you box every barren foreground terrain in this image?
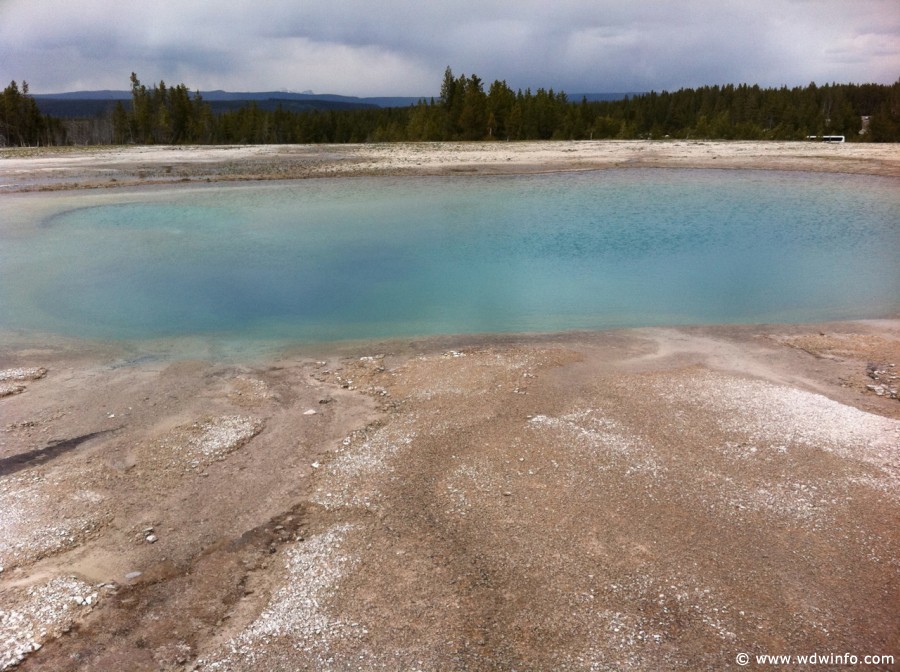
[1,321,898,671]
[1,143,899,670]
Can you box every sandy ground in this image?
[1,143,899,671]
[1,140,899,191]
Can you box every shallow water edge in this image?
[1,317,898,369]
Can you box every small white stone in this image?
[303,409,317,416]
[145,534,158,543]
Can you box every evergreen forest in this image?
[0,81,68,146]
[3,68,900,146]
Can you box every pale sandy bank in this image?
[1,140,899,191]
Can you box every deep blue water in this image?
[1,169,898,344]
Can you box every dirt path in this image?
[1,321,898,670]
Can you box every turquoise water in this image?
[1,169,898,345]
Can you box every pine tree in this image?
[0,80,47,146]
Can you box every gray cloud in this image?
[1,0,897,95]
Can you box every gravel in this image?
[0,368,47,383]
[670,372,900,483]
[0,473,101,570]
[198,524,359,671]
[159,415,264,471]
[0,576,97,670]
[312,420,416,511]
[528,410,664,478]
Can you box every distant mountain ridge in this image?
[32,90,640,118]
[33,90,426,117]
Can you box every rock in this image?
[303,409,317,416]
[125,571,142,580]
[145,534,158,543]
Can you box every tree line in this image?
[0,80,68,146]
[3,68,900,146]
[111,69,900,143]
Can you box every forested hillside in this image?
[3,68,899,146]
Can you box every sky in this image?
[2,0,898,96]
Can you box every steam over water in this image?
[1,169,898,345]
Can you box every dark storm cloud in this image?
[2,0,897,95]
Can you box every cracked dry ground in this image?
[1,323,899,671]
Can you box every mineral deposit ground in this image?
[1,142,899,671]
[1,321,898,671]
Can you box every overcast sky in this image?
[2,0,898,96]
